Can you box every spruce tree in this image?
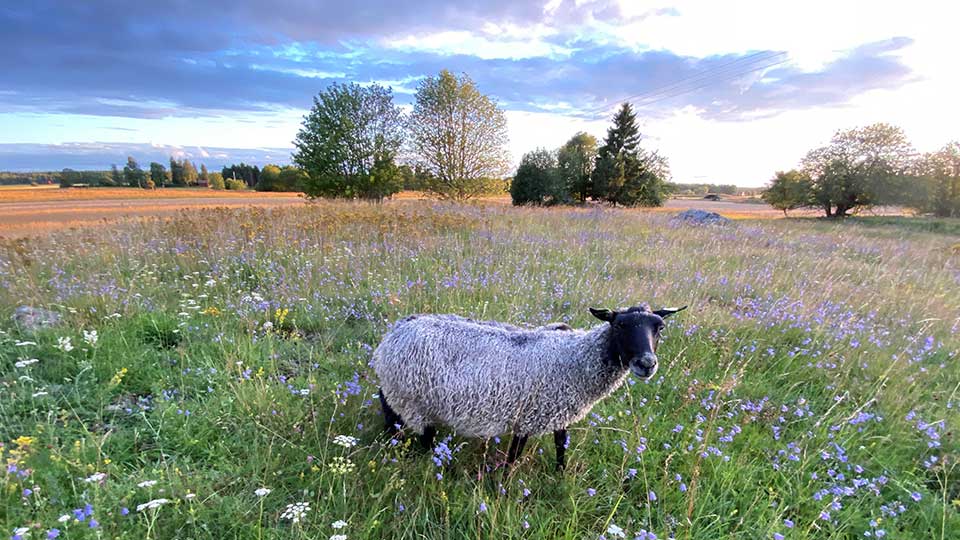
[591,103,670,206]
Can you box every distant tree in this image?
[144,179,156,190]
[169,157,185,186]
[110,164,122,186]
[293,82,405,201]
[801,123,915,217]
[149,162,167,187]
[277,166,307,192]
[255,164,283,191]
[209,172,226,190]
[408,70,510,200]
[558,132,598,203]
[222,163,260,187]
[199,164,209,186]
[511,148,565,205]
[762,170,812,216]
[123,156,146,187]
[59,168,79,188]
[912,142,960,217]
[183,160,198,185]
[591,103,670,206]
[225,178,246,190]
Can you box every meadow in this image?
[1,201,957,539]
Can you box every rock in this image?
[671,209,731,226]
[12,306,61,332]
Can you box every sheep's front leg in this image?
[378,388,404,435]
[419,425,436,450]
[507,434,528,464]
[554,429,567,471]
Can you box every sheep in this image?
[372,304,686,469]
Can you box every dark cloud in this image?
[0,2,916,122]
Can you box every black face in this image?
[590,304,687,380]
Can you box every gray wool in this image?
[372,314,628,438]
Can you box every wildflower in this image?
[330,536,347,540]
[784,519,794,528]
[88,519,98,529]
[56,337,74,352]
[773,534,784,540]
[47,530,60,539]
[15,341,37,346]
[586,488,597,497]
[478,502,487,513]
[12,528,29,540]
[110,368,128,385]
[333,435,358,448]
[136,499,170,512]
[329,456,356,475]
[910,491,922,502]
[120,507,129,516]
[184,493,196,500]
[607,524,626,538]
[84,472,106,483]
[137,480,158,488]
[254,487,272,497]
[281,502,311,523]
[57,515,70,523]
[14,358,39,368]
[331,520,348,529]
[32,391,49,398]
[648,490,657,502]
[82,330,98,346]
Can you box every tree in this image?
[558,132,598,203]
[199,164,210,186]
[511,148,565,205]
[408,70,510,200]
[255,164,283,191]
[591,103,670,206]
[123,156,145,187]
[277,166,307,192]
[209,172,226,190]
[182,160,198,185]
[107,164,121,186]
[59,168,79,188]
[149,162,167,187]
[762,170,812,216]
[293,82,404,201]
[912,142,960,217]
[801,123,915,217]
[169,157,184,186]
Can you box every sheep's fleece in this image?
[372,314,627,438]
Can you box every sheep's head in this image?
[589,304,687,379]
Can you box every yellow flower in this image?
[13,436,35,448]
[110,367,128,386]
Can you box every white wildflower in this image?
[84,472,106,483]
[606,524,626,538]
[254,488,272,497]
[331,520,348,529]
[280,501,311,523]
[330,535,347,540]
[82,329,98,346]
[57,514,71,523]
[13,527,29,538]
[137,480,158,488]
[332,435,357,448]
[56,337,73,352]
[262,321,274,331]
[14,358,39,368]
[136,498,170,512]
[184,493,196,500]
[32,391,49,398]
[14,341,37,347]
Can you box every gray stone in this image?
[12,306,62,332]
[670,209,731,226]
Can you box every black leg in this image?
[379,388,403,434]
[554,429,567,471]
[419,425,436,450]
[507,434,528,464]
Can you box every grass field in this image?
[1,201,957,539]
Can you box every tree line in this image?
[764,123,960,218]
[511,103,670,207]
[292,70,510,202]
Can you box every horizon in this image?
[2,1,958,186]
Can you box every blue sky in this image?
[1,1,957,185]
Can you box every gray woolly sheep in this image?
[372,304,686,469]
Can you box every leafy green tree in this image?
[59,168,79,188]
[408,70,510,200]
[762,170,812,216]
[511,148,565,205]
[209,172,225,190]
[255,164,283,191]
[293,82,405,201]
[591,103,670,206]
[912,142,960,217]
[123,156,146,187]
[200,164,210,186]
[221,163,260,186]
[225,178,246,190]
[105,164,120,186]
[558,132,598,203]
[169,157,184,186]
[277,166,307,192]
[801,123,915,217]
[149,162,167,187]
[183,160,198,185]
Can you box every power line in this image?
[586,51,788,117]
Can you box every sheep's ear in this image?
[589,308,617,322]
[654,306,687,318]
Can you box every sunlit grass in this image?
[1,201,957,539]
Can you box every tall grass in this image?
[1,201,957,539]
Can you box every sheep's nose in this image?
[638,353,658,368]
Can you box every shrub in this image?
[225,179,246,191]
[209,173,225,190]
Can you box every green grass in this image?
[1,201,958,539]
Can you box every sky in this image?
[1,0,957,186]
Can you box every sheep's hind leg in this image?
[507,434,528,464]
[554,429,567,471]
[378,388,404,435]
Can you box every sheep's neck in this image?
[569,324,631,400]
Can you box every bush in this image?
[225,179,246,191]
[511,148,565,205]
[144,179,156,190]
[209,173,225,190]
